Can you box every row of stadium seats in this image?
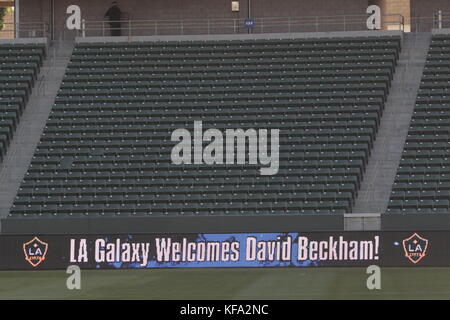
[387,33,450,214]
[0,43,46,163]
[73,37,401,50]
[11,35,401,216]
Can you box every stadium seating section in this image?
[387,33,450,214]
[0,42,45,163]
[10,35,401,216]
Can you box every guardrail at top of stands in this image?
[410,12,450,32]
[0,22,49,39]
[71,14,405,38]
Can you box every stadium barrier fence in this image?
[0,22,48,38]
[67,14,404,39]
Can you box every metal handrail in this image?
[85,13,403,24]
[77,14,404,38]
[409,12,450,32]
[0,22,49,38]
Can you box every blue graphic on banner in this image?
[101,232,320,269]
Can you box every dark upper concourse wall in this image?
[19,0,370,38]
[18,1,450,38]
[411,0,450,19]
[411,0,450,31]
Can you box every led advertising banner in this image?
[0,231,446,270]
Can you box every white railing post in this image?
[15,0,20,39]
[102,21,105,36]
[81,19,86,37]
[439,10,443,29]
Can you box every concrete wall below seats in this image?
[1,214,344,234]
[382,214,450,230]
[5,213,450,234]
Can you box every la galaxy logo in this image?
[402,233,428,264]
[23,237,48,267]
